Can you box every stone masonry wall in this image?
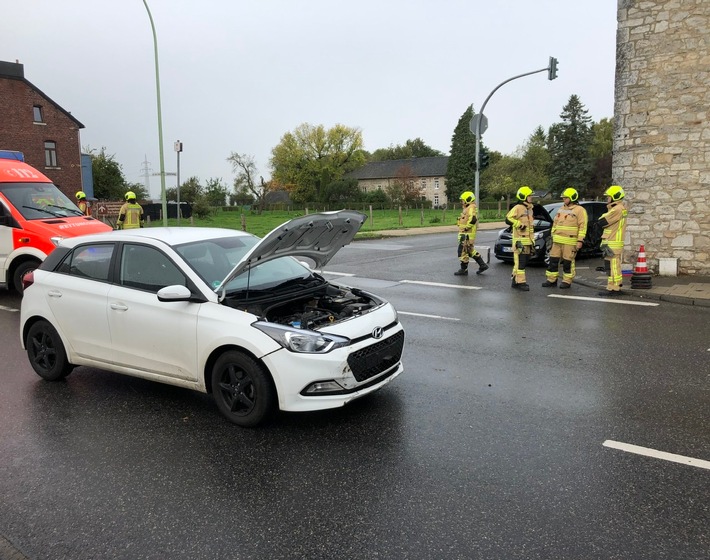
[614,0,709,274]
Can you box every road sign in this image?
[470,113,488,135]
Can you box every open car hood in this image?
[216,210,366,292]
[532,203,553,223]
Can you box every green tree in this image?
[227,152,275,214]
[203,177,229,206]
[446,105,488,201]
[321,178,363,205]
[547,94,594,196]
[166,176,202,203]
[270,123,367,200]
[89,147,127,200]
[587,118,613,197]
[385,163,423,206]
[125,182,150,201]
[370,138,444,161]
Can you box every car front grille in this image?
[347,330,405,382]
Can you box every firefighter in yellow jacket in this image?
[597,185,627,296]
[116,191,144,230]
[454,191,489,275]
[505,186,535,291]
[75,191,90,216]
[542,187,588,289]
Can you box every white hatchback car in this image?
[20,211,405,427]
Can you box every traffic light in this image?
[479,147,490,170]
[548,56,558,80]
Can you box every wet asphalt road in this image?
[0,231,708,560]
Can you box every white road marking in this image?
[603,440,710,470]
[398,311,460,321]
[0,305,19,313]
[400,280,482,290]
[548,294,659,306]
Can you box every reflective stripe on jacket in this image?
[506,202,535,246]
[117,202,144,229]
[457,203,478,236]
[600,201,627,249]
[551,203,588,245]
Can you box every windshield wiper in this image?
[22,205,62,217]
[48,203,83,216]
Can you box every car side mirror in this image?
[157,284,199,302]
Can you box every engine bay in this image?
[226,283,381,330]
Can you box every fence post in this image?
[420,208,424,225]
[369,205,373,230]
[241,213,246,231]
[398,206,402,226]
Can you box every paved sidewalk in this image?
[363,222,710,308]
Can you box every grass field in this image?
[149,206,506,238]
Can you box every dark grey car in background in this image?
[493,201,607,264]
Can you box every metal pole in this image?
[474,65,550,204]
[176,149,180,225]
[142,0,168,226]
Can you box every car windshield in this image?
[175,236,314,293]
[0,183,84,219]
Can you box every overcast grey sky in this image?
[4,1,617,199]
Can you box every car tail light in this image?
[22,271,35,291]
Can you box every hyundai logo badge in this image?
[372,327,383,339]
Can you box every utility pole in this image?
[472,56,559,204]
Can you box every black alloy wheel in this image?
[211,351,275,427]
[26,320,73,381]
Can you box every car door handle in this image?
[110,303,129,311]
[48,290,62,298]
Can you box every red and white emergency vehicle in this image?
[0,151,113,293]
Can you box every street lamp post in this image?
[473,57,559,204]
[142,0,168,226]
[174,140,183,224]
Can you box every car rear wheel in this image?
[211,351,275,427]
[26,320,73,381]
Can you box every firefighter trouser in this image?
[512,243,532,284]
[603,245,623,292]
[457,234,481,264]
[546,242,578,285]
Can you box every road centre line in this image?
[400,280,482,290]
[398,311,460,321]
[603,440,710,470]
[0,305,18,313]
[548,294,659,306]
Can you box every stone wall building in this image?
[614,0,709,274]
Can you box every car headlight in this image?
[253,322,350,354]
[50,236,65,246]
[534,231,545,240]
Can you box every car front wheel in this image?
[211,351,276,427]
[13,260,39,295]
[26,320,73,381]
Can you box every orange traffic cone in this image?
[631,244,652,289]
[634,244,649,273]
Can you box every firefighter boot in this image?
[454,262,468,275]
[474,255,489,275]
[541,279,557,287]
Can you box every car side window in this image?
[57,244,114,281]
[120,244,186,292]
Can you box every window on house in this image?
[434,195,440,207]
[421,179,426,188]
[434,179,440,190]
[33,106,43,123]
[44,141,58,167]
